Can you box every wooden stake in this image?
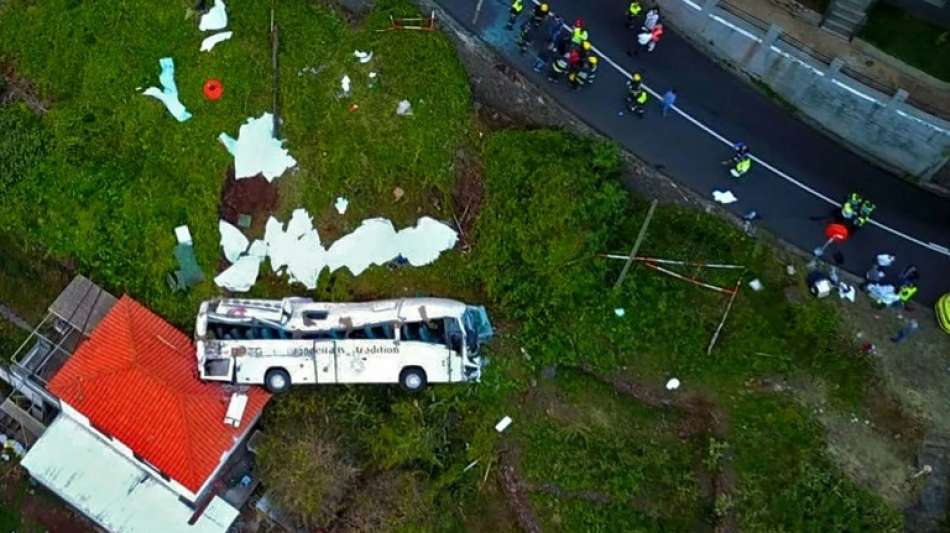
[706,274,744,355]
[613,199,658,290]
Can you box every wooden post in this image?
[613,200,658,290]
[706,275,744,355]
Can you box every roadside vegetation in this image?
[860,2,950,82]
[0,0,923,531]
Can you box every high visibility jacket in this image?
[841,201,855,219]
[634,90,648,105]
[511,0,524,13]
[735,158,752,175]
[860,201,875,218]
[936,293,950,334]
[899,284,918,303]
[572,27,589,44]
[628,2,642,16]
[552,58,568,73]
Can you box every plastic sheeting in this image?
[218,113,297,181]
[143,57,192,122]
[199,0,228,31]
[201,31,233,52]
[219,220,249,263]
[214,254,263,292]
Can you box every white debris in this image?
[614,308,625,317]
[199,0,228,31]
[247,239,268,258]
[785,264,796,276]
[335,197,349,215]
[219,220,249,263]
[666,378,681,390]
[224,392,249,428]
[394,217,458,266]
[353,50,373,63]
[712,190,738,204]
[325,218,401,276]
[218,113,297,181]
[838,283,856,302]
[142,57,191,122]
[174,225,193,245]
[340,75,352,97]
[214,254,262,292]
[876,254,896,267]
[748,278,763,291]
[396,99,413,116]
[200,31,233,52]
[495,416,513,433]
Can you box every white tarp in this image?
[200,31,233,52]
[218,113,297,181]
[199,0,228,31]
[216,209,458,292]
[22,414,239,533]
[142,57,191,122]
[219,220,249,263]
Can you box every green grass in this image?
[860,3,950,82]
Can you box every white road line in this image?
[534,2,949,258]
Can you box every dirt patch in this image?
[219,166,279,228]
[451,147,484,249]
[1,467,94,533]
[497,449,542,533]
[1,63,48,115]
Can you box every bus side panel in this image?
[235,356,316,386]
[314,343,337,384]
[397,342,454,384]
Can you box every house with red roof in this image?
[10,277,271,533]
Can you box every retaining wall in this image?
[657,0,950,181]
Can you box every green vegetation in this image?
[0,0,905,530]
[860,3,950,82]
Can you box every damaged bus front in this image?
[195,297,493,393]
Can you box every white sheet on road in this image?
[219,220,249,263]
[201,31,233,52]
[142,57,191,122]
[199,0,228,31]
[218,113,297,181]
[217,209,458,292]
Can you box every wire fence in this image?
[717,0,947,119]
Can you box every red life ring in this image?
[204,79,223,101]
[825,223,850,242]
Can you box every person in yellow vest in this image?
[626,1,643,29]
[625,80,648,118]
[506,0,525,30]
[571,18,589,45]
[936,292,950,334]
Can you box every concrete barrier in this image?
[657,0,950,182]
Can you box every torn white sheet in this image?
[143,57,191,122]
[174,225,193,245]
[199,0,228,31]
[353,50,373,63]
[200,31,233,52]
[838,283,856,302]
[261,209,457,290]
[219,220,249,263]
[335,197,349,215]
[340,75,352,97]
[214,254,262,292]
[666,378,681,390]
[218,113,297,181]
[396,100,413,116]
[247,239,268,258]
[614,308,625,317]
[712,190,738,204]
[495,416,513,433]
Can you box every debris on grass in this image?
[334,197,349,215]
[199,0,228,31]
[219,167,278,226]
[218,113,297,181]
[142,57,191,122]
[392,186,405,202]
[214,253,263,292]
[614,308,625,317]
[339,75,352,98]
[396,99,413,116]
[495,416,513,433]
[219,220,249,262]
[200,31,232,52]
[748,278,763,291]
[666,378,681,390]
[354,50,373,63]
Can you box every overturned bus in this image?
[195,297,493,393]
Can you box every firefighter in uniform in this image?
[855,200,876,228]
[548,54,569,83]
[625,79,649,117]
[626,1,643,28]
[516,22,531,54]
[571,18,589,46]
[506,0,525,29]
[531,3,550,27]
[727,143,752,178]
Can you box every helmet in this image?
[582,41,592,51]
[540,3,549,12]
[734,142,746,151]
[588,56,598,65]
[574,17,585,28]
[633,72,642,82]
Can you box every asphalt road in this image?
[437,0,950,305]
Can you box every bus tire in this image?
[264,368,292,394]
[399,367,427,393]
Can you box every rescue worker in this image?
[569,56,598,90]
[898,282,918,305]
[840,192,863,221]
[571,18,589,46]
[625,80,649,118]
[565,48,582,71]
[855,199,876,227]
[506,0,525,30]
[516,22,531,54]
[531,3,549,27]
[626,1,643,29]
[547,54,569,83]
[629,72,643,92]
[727,143,752,178]
[576,40,593,60]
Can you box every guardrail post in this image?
[884,88,909,112]
[701,0,719,32]
[824,57,844,82]
[759,24,783,53]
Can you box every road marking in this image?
[529,1,950,258]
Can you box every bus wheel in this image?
[399,367,427,393]
[264,368,292,393]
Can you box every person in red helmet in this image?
[571,18,588,45]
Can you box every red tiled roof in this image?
[48,296,270,493]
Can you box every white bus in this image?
[194,297,493,393]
